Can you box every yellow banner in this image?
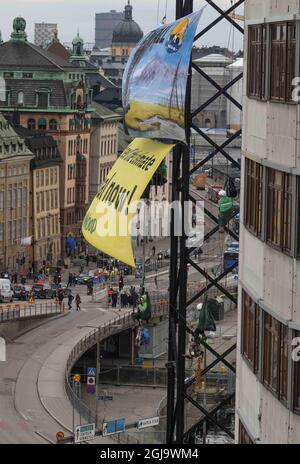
[82,138,174,267]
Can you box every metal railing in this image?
[0,302,65,323]
[65,280,237,435]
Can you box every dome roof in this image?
[112,1,143,45]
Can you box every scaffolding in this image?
[166,0,244,444]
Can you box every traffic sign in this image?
[73,374,81,383]
[74,423,95,443]
[56,431,65,442]
[137,416,160,429]
[87,376,96,386]
[87,367,96,376]
[102,418,125,437]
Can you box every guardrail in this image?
[65,280,238,434]
[0,302,65,323]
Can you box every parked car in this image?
[77,272,93,285]
[0,279,13,303]
[32,284,56,299]
[12,284,29,301]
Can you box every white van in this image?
[0,279,13,303]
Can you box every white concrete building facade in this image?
[236,0,300,444]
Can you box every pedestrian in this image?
[21,275,26,285]
[152,245,156,256]
[68,273,73,287]
[75,294,81,311]
[112,291,118,308]
[86,255,90,267]
[68,292,74,311]
[119,275,124,292]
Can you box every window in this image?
[23,72,33,79]
[49,119,57,130]
[239,421,254,444]
[244,159,263,237]
[267,169,292,253]
[28,119,36,130]
[241,290,260,373]
[37,90,49,109]
[38,118,47,131]
[17,91,24,106]
[263,312,288,402]
[293,331,300,412]
[270,22,296,102]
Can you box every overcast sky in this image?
[0,0,244,50]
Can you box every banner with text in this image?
[82,138,174,267]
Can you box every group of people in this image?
[109,286,139,309]
[67,292,82,311]
[67,272,78,287]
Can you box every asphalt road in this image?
[0,288,117,444]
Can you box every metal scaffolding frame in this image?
[166,0,245,444]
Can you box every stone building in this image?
[16,128,62,271]
[89,102,120,201]
[0,17,95,256]
[0,113,33,274]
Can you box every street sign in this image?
[73,374,81,383]
[87,385,96,394]
[102,419,125,437]
[56,431,65,442]
[137,416,160,430]
[87,376,96,386]
[87,367,96,376]
[98,395,113,401]
[74,423,95,443]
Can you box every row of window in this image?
[76,185,86,204]
[64,209,85,226]
[67,187,75,205]
[36,215,60,240]
[248,21,297,102]
[0,185,28,210]
[68,138,89,156]
[244,158,300,256]
[2,218,28,243]
[241,289,300,412]
[33,146,58,161]
[0,164,28,178]
[5,90,52,109]
[28,118,58,131]
[3,72,33,79]
[101,135,117,156]
[0,142,24,155]
[35,189,59,214]
[67,164,76,181]
[36,168,58,188]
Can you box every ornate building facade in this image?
[0,17,95,257]
[0,114,33,273]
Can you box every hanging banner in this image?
[122,9,204,143]
[82,138,174,267]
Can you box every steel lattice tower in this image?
[166,0,245,444]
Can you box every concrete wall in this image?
[237,0,300,444]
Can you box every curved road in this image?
[0,299,119,444]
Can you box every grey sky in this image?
[0,0,244,50]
